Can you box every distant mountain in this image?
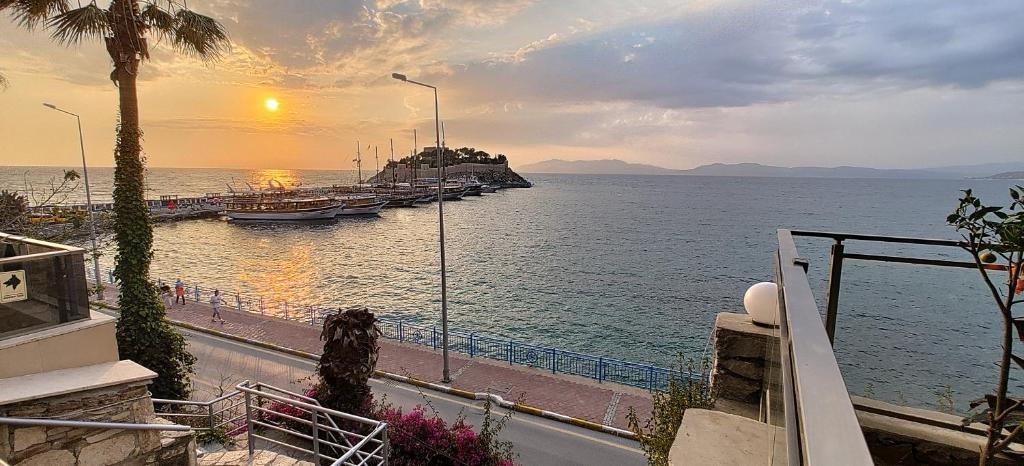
[927,162,1024,178]
[518,159,1024,179]
[685,163,948,179]
[987,171,1024,180]
[518,158,678,175]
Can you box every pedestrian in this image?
[210,289,225,324]
[160,285,173,309]
[174,279,185,305]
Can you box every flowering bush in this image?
[259,386,518,465]
[378,405,515,466]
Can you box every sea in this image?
[2,165,1022,412]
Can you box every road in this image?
[182,327,646,466]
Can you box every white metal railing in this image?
[0,417,191,431]
[154,381,389,465]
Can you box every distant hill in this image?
[519,158,1024,179]
[987,171,1024,180]
[518,159,678,175]
[685,163,948,179]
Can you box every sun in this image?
[264,98,279,112]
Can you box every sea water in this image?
[2,165,1020,410]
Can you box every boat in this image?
[480,185,498,194]
[442,186,468,201]
[336,196,387,216]
[383,194,420,208]
[224,196,343,221]
[415,194,436,203]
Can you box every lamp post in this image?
[392,72,451,383]
[43,103,103,300]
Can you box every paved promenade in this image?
[94,290,652,430]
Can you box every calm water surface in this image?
[2,166,1021,410]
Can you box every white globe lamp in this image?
[744,282,779,326]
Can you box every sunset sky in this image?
[2,0,1023,170]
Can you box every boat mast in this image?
[354,141,363,185]
[374,145,379,182]
[440,121,446,182]
[413,128,418,186]
[389,138,396,189]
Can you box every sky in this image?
[1,0,1023,170]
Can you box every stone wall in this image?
[711,312,773,406]
[0,381,195,465]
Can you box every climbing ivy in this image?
[111,123,194,400]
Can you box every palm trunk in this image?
[107,0,193,400]
[110,0,153,314]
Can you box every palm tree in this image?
[318,307,381,415]
[0,0,228,399]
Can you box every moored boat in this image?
[336,196,387,215]
[383,194,420,208]
[224,196,343,221]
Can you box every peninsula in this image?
[368,146,532,187]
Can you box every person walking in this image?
[159,285,173,309]
[210,289,225,324]
[174,279,185,305]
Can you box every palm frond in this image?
[48,3,109,45]
[172,9,229,61]
[139,2,173,40]
[3,0,70,29]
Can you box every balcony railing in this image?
[769,229,873,465]
[0,232,90,339]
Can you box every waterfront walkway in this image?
[93,290,652,430]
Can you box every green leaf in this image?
[48,3,109,45]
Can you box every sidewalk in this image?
[95,288,653,430]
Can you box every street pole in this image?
[433,85,451,383]
[392,73,451,383]
[44,103,102,299]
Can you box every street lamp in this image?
[43,103,103,300]
[392,72,451,383]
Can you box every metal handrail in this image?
[0,416,191,431]
[236,380,388,465]
[789,229,1009,344]
[776,229,873,465]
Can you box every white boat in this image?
[224,196,343,221]
[335,196,387,216]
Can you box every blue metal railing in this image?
[109,272,687,391]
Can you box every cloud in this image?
[441,0,1024,109]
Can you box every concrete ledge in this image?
[853,396,1023,464]
[0,360,156,406]
[669,408,778,465]
[0,311,119,378]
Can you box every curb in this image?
[93,303,637,440]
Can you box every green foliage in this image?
[396,147,509,168]
[112,122,195,400]
[1,0,228,402]
[947,186,1024,464]
[195,426,233,446]
[317,307,381,415]
[626,356,716,466]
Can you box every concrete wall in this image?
[0,311,119,379]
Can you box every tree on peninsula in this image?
[0,0,229,399]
